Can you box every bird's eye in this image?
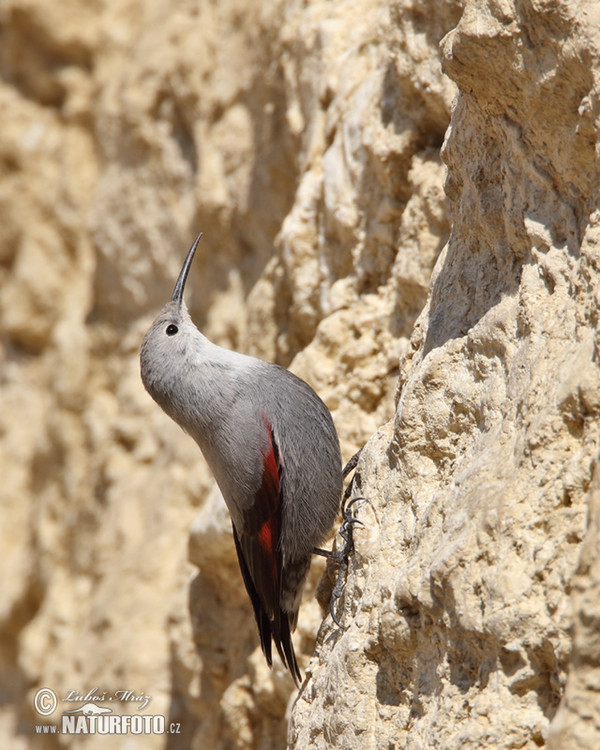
[166,324,179,336]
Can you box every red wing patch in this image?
[238,416,283,616]
[257,518,275,564]
[257,419,281,583]
[232,416,301,684]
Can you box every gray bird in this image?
[140,234,343,685]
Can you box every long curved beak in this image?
[171,232,203,306]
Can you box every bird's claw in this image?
[341,493,366,517]
[329,494,367,629]
[314,448,367,629]
[341,516,364,531]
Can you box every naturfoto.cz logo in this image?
[32,688,182,737]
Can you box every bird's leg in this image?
[343,447,363,480]
[328,500,365,626]
[313,504,364,560]
[336,446,366,565]
[313,448,367,627]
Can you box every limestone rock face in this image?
[291,2,600,749]
[0,1,599,749]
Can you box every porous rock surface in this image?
[0,1,599,749]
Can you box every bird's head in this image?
[140,233,203,407]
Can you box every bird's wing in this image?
[232,416,301,685]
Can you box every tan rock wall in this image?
[291,2,600,748]
[0,0,599,749]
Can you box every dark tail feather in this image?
[232,524,273,666]
[233,524,302,683]
[272,608,302,687]
[258,610,273,667]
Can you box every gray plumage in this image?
[140,234,342,684]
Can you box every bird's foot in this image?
[329,496,365,626]
[314,448,366,627]
[313,496,366,627]
[313,498,364,560]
